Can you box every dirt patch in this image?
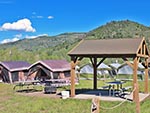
[0,96,11,101]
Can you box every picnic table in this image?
[44,78,71,87]
[106,80,126,96]
[13,80,41,92]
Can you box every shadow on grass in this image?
[75,88,110,96]
[15,89,42,93]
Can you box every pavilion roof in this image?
[68,38,149,58]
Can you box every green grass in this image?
[0,78,150,113]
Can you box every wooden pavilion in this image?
[68,37,149,113]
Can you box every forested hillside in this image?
[0,20,150,63]
[87,20,150,40]
[0,33,86,63]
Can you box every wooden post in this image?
[70,61,76,97]
[134,83,140,113]
[144,58,149,93]
[91,98,100,113]
[133,57,138,101]
[133,57,140,113]
[93,57,97,89]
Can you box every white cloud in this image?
[1,37,20,44]
[1,34,22,44]
[36,16,44,19]
[48,16,54,19]
[32,12,36,15]
[15,34,22,38]
[0,18,36,32]
[31,12,54,19]
[0,34,49,44]
[25,34,48,39]
[25,35,37,39]
[32,15,44,19]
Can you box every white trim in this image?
[28,60,70,72]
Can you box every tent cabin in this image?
[27,60,71,81]
[118,63,144,75]
[80,64,93,74]
[109,62,121,76]
[97,62,111,75]
[80,63,111,75]
[0,61,30,83]
[117,62,145,80]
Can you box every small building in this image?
[27,60,71,81]
[0,61,30,83]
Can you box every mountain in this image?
[0,33,86,63]
[87,20,150,40]
[0,32,86,51]
[0,20,149,63]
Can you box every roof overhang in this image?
[68,38,149,59]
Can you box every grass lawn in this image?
[0,78,150,113]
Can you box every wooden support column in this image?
[90,57,105,90]
[70,60,76,97]
[93,57,97,89]
[70,56,82,97]
[144,58,149,93]
[133,57,138,100]
[133,57,140,113]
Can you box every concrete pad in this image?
[74,90,150,102]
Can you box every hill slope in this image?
[0,33,86,63]
[87,20,150,40]
[0,20,149,63]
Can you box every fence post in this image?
[91,98,100,113]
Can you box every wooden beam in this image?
[133,57,138,101]
[144,58,149,93]
[122,57,134,68]
[137,38,149,58]
[137,54,149,58]
[96,57,106,67]
[90,57,99,89]
[70,61,76,97]
[70,57,82,97]
[93,57,97,89]
[90,57,94,66]
[133,57,140,113]
[134,83,140,113]
[144,44,146,55]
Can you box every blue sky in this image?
[0,0,150,43]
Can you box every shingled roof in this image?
[29,60,70,72]
[68,38,149,58]
[0,61,30,72]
